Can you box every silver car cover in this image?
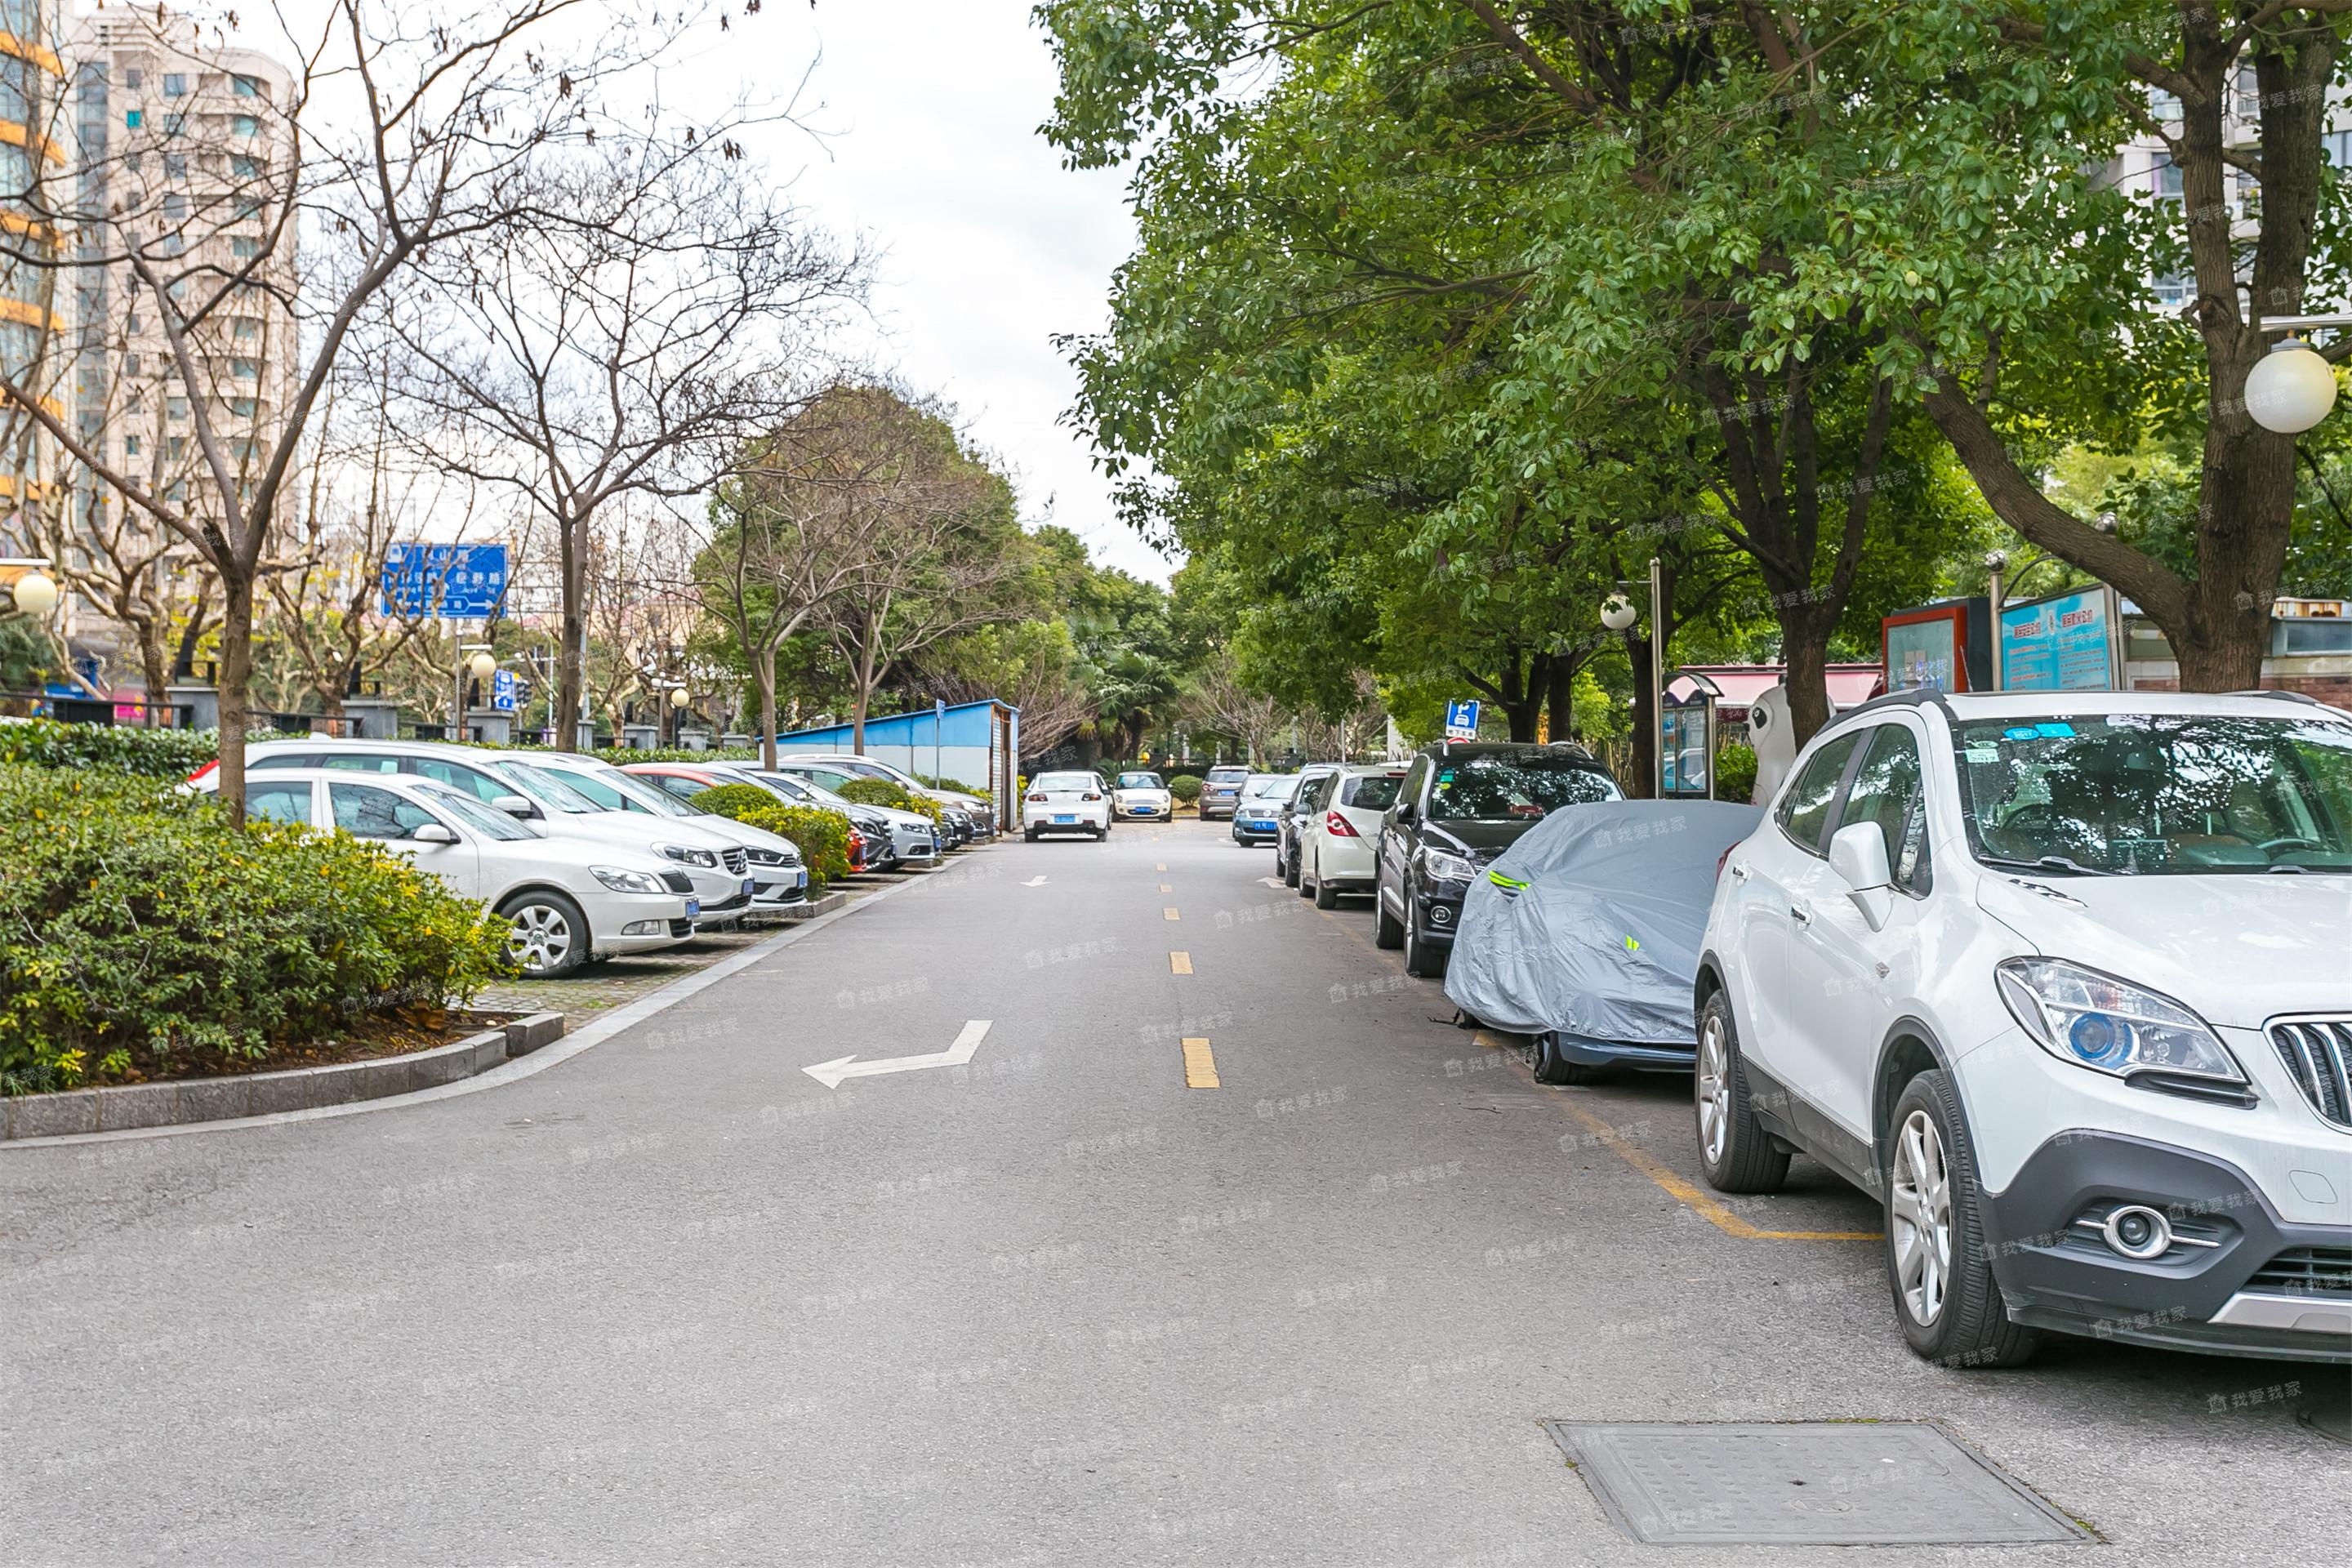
[1442,800,1764,1045]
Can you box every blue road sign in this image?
[491,669,522,712]
[380,543,510,619]
[1444,699,1480,739]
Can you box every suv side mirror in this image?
[1392,801,1415,824]
[412,822,459,845]
[1828,822,1894,930]
[492,793,535,818]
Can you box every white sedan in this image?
[1022,770,1112,840]
[1111,770,1174,821]
[194,767,694,978]
[1298,764,1408,907]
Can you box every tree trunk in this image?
[850,630,878,754]
[1545,654,1579,746]
[216,573,256,826]
[757,654,779,771]
[137,619,171,728]
[1624,633,1655,800]
[556,507,586,752]
[1780,608,1832,747]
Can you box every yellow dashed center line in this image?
[1156,862,1167,871]
[1182,1037,1219,1088]
[1158,883,1171,893]
[1169,951,1192,974]
[1163,907,1180,921]
[1468,1031,1881,1242]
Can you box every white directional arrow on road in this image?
[1022,875,1049,887]
[802,1020,991,1090]
[1258,876,1285,889]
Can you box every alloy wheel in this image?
[508,902,574,975]
[1695,1013,1729,1166]
[1890,1109,1953,1326]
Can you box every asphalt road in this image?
[2,818,2345,1566]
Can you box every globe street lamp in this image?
[2247,314,2352,434]
[1599,556,1669,797]
[6,566,59,617]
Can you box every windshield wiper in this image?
[1979,854,2118,877]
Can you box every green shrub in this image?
[0,768,511,1094]
[835,776,947,828]
[1167,773,1203,804]
[692,783,853,889]
[0,719,310,779]
[1713,742,1759,804]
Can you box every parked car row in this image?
[189,739,996,980]
[1244,693,2352,1370]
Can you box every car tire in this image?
[1402,900,1446,978]
[1530,1031,1611,1086]
[1885,1071,2041,1369]
[1693,991,1791,1194]
[1283,845,1301,888]
[1313,858,1340,909]
[1023,828,1038,843]
[1374,884,1405,949]
[499,889,590,979]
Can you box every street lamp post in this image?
[456,644,495,736]
[1599,556,1667,798]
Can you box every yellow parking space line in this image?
[1559,1096,1878,1241]
[1169,951,1192,974]
[1182,1037,1220,1088]
[1156,862,1167,871]
[1159,883,1172,893]
[1164,907,1180,921]
[1479,1031,1880,1243]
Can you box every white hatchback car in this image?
[1022,770,1111,840]
[195,768,693,978]
[1695,689,2352,1367]
[1111,770,1174,821]
[1298,764,1409,908]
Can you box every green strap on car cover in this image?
[1487,870,1529,893]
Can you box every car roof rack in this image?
[1811,685,1957,740]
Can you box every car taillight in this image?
[1082,792,1102,801]
[1026,793,1047,802]
[1716,847,1731,880]
[188,760,219,783]
[1323,810,1359,838]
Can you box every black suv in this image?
[1374,742,1622,976]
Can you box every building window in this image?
[2154,274,2194,306]
[2151,88,2182,122]
[124,109,141,128]
[232,74,261,98]
[2328,129,2352,167]
[167,436,185,461]
[232,114,258,137]
[230,396,256,416]
[167,397,188,421]
[163,153,186,178]
[163,74,188,97]
[162,112,185,137]
[231,154,258,178]
[232,316,257,339]
[231,236,259,259]
[123,352,139,374]
[2153,155,2184,199]
[122,69,143,91]
[231,357,257,378]
[122,434,140,457]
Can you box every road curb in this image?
[0,868,938,1151]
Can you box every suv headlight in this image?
[745,846,799,866]
[591,865,667,894]
[658,843,718,868]
[1421,848,1477,885]
[1994,958,2245,1086]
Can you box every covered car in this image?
[1442,800,1763,1084]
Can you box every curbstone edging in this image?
[0,1013,569,1142]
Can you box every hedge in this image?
[0,719,310,778]
[692,783,853,889]
[834,776,945,827]
[1713,742,1759,805]
[1166,773,1203,804]
[0,768,511,1095]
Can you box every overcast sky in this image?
[730,2,1171,584]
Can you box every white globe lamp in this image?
[669,685,690,709]
[8,568,59,616]
[1599,593,1638,632]
[2245,336,2338,434]
[466,650,497,682]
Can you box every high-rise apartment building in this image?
[0,0,69,509]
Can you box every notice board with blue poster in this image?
[381,542,510,619]
[1999,586,2118,692]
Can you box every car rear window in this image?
[1035,773,1098,791]
[1342,774,1403,811]
[1426,755,1621,821]
[1206,768,1249,782]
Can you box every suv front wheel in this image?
[1884,1070,2039,1369]
[1693,991,1789,1192]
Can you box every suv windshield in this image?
[552,765,699,818]
[488,760,606,814]
[1206,768,1249,783]
[1427,755,1621,821]
[1242,775,1293,800]
[413,782,537,840]
[1955,712,2352,873]
[1116,773,1163,789]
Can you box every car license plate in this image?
[1053,813,1077,823]
[684,899,700,918]
[742,878,757,895]
[1134,806,1157,814]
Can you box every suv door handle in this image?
[1788,902,1811,925]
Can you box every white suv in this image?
[1695,690,2351,1367]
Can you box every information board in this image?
[381,543,510,619]
[1999,586,2116,692]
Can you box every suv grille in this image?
[2246,1247,2352,1296]
[660,870,695,894]
[2267,1016,2352,1129]
[721,848,748,875]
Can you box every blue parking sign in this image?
[1445,699,1480,739]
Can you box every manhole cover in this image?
[1544,1421,2091,1547]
